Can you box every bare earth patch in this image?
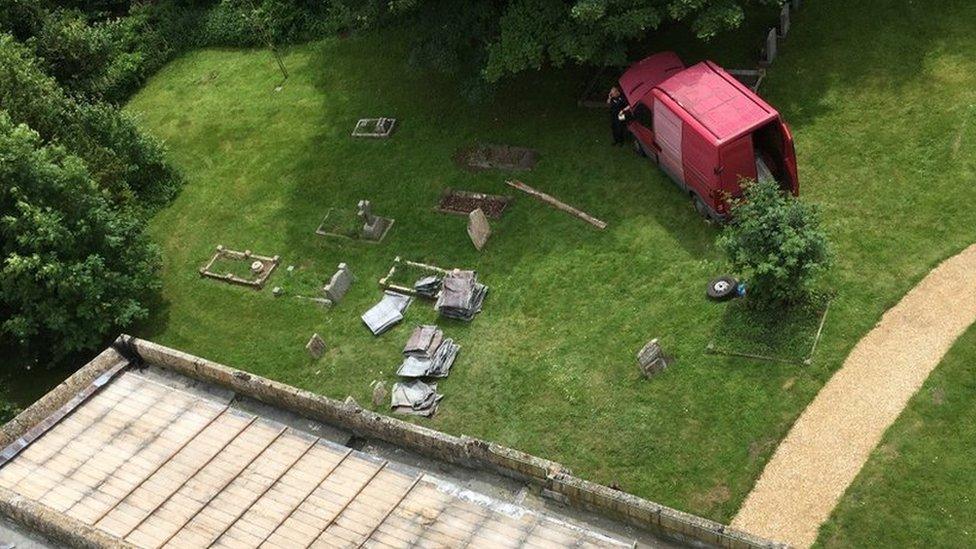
[732,243,976,547]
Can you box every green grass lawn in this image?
[126,0,976,532]
[816,326,976,548]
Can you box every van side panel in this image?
[653,99,684,185]
[720,134,758,196]
[681,124,719,203]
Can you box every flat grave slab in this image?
[436,188,512,219]
[352,117,396,138]
[455,144,539,172]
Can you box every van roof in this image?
[654,61,777,144]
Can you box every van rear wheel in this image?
[692,194,709,218]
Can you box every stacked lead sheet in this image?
[396,325,460,378]
[362,291,412,335]
[435,270,487,322]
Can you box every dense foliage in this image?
[0,402,20,424]
[0,34,181,209]
[719,178,831,307]
[391,0,778,85]
[0,113,161,361]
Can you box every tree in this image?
[718,178,831,307]
[0,33,182,210]
[0,112,161,362]
[30,9,115,96]
[389,0,777,84]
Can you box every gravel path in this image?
[731,243,976,548]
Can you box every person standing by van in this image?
[607,85,629,145]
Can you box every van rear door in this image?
[780,121,799,195]
[720,134,758,196]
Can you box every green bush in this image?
[30,9,115,96]
[718,178,832,307]
[0,0,49,41]
[0,112,161,362]
[0,401,20,424]
[0,34,182,209]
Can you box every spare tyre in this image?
[707,276,738,301]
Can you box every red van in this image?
[619,52,799,219]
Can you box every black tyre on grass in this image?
[707,276,738,301]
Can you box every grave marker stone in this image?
[779,3,791,38]
[467,208,492,251]
[306,333,327,359]
[323,262,355,303]
[763,28,778,65]
[637,339,669,378]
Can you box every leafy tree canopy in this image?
[390,0,776,83]
[0,112,160,362]
[718,178,831,307]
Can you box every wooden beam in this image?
[91,405,230,526]
[506,180,607,230]
[304,460,389,549]
[204,435,319,548]
[157,425,289,548]
[356,474,424,547]
[256,447,353,548]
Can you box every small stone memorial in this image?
[762,28,778,66]
[467,208,492,251]
[637,339,669,378]
[306,333,327,359]
[779,3,790,38]
[357,200,394,242]
[323,262,355,304]
[371,381,388,407]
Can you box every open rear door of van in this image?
[780,120,799,195]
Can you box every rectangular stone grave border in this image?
[435,188,513,219]
[315,208,394,244]
[199,245,279,289]
[727,68,766,93]
[351,117,397,138]
[379,256,451,299]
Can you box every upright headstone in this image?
[358,199,388,240]
[467,208,492,251]
[371,381,388,407]
[323,262,355,303]
[357,200,376,226]
[763,27,778,65]
[306,333,327,359]
[779,3,791,38]
[637,339,668,378]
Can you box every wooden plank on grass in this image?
[505,180,607,229]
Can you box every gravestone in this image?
[306,333,327,359]
[779,3,791,38]
[357,199,393,241]
[637,339,668,378]
[372,381,388,407]
[323,262,355,303]
[467,208,492,251]
[762,28,778,65]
